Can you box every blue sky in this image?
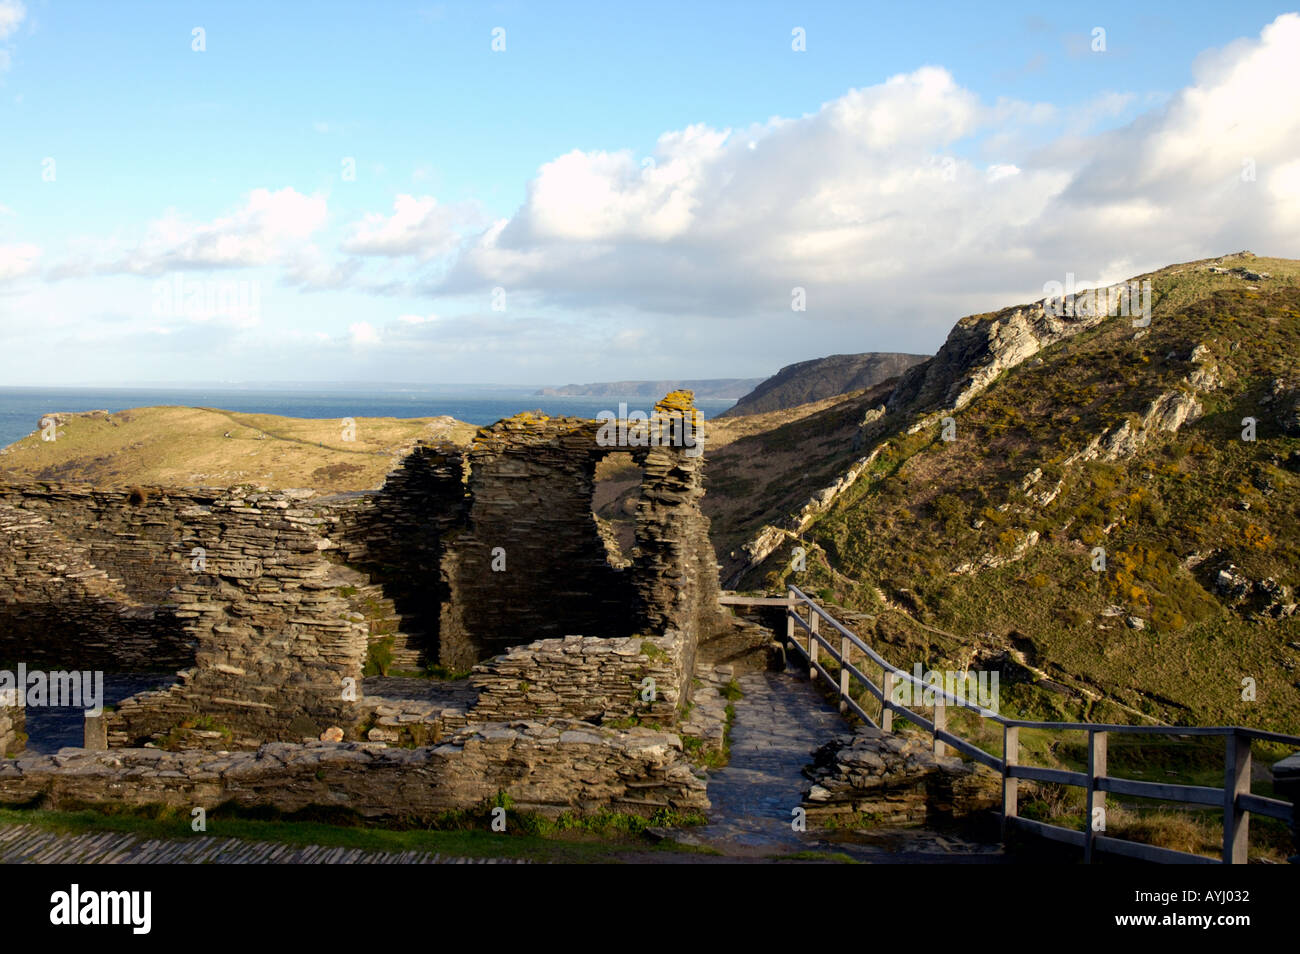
[2,1,1299,386]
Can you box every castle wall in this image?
[437,415,640,670]
[467,631,687,725]
[106,487,369,746]
[0,724,709,820]
[0,392,730,753]
[0,485,199,671]
[329,444,467,669]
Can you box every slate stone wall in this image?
[106,487,367,746]
[468,631,687,725]
[0,724,710,820]
[437,414,641,670]
[0,485,199,671]
[0,392,730,750]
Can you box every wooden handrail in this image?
[761,585,1300,864]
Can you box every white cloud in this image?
[348,321,380,345]
[0,242,39,281]
[51,188,329,278]
[11,14,1300,382]
[0,0,24,73]
[341,194,480,260]
[0,1,24,41]
[436,15,1300,348]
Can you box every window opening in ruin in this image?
[591,452,643,569]
[16,672,181,755]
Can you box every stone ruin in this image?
[0,393,771,820]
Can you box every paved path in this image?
[690,669,844,853]
[683,669,1005,862]
[0,824,524,864]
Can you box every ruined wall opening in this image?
[591,452,643,569]
[329,445,468,674]
[436,417,645,670]
[0,489,198,755]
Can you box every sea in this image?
[0,386,737,449]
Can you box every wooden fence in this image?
[720,585,1300,864]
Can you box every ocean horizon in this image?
[0,386,736,450]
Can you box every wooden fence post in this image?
[881,670,894,732]
[1084,730,1107,864]
[933,700,947,757]
[808,612,819,682]
[1002,725,1019,841]
[1223,730,1251,864]
[785,587,796,647]
[838,635,850,714]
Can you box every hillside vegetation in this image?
[720,253,1300,732]
[0,406,476,491]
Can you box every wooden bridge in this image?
[721,585,1300,864]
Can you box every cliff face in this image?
[884,297,1117,417]
[720,352,928,418]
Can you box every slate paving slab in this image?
[682,668,1006,862]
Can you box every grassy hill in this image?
[717,253,1300,732]
[0,405,477,491]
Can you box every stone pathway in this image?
[0,823,525,864]
[688,669,843,854]
[677,668,1006,862]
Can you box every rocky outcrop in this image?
[1064,357,1219,468]
[951,529,1041,576]
[1213,564,1297,620]
[0,722,709,820]
[886,292,1123,417]
[802,728,1000,825]
[1262,378,1300,436]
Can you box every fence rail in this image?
[719,587,1300,864]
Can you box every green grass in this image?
[640,640,670,662]
[363,636,395,677]
[423,663,473,680]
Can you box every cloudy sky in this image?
[1,1,1298,387]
